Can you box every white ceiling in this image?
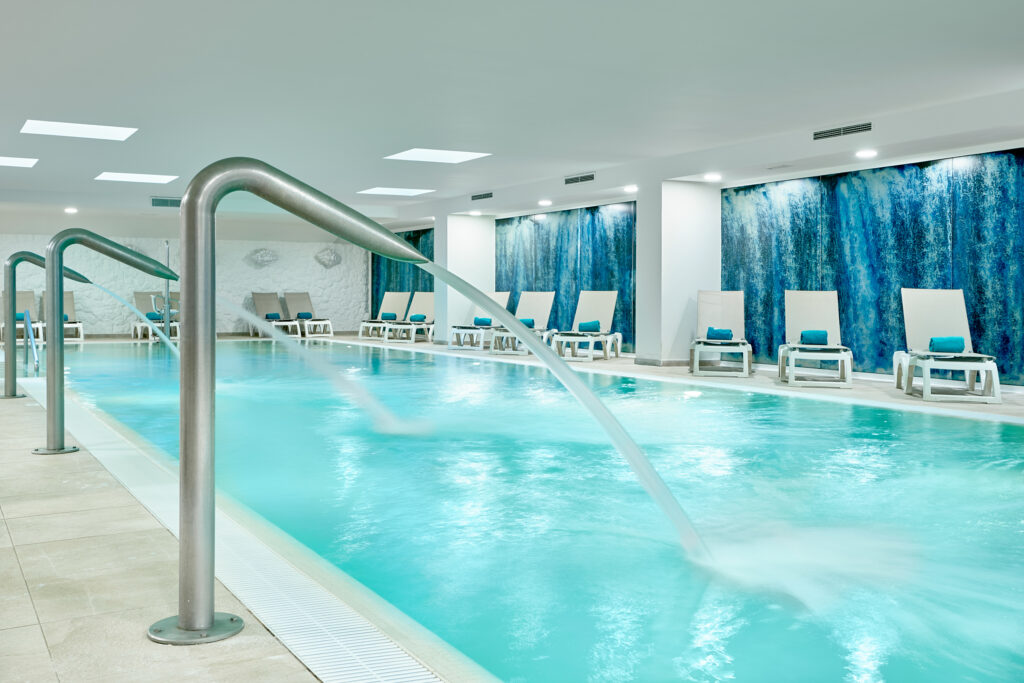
[1,0,1024,227]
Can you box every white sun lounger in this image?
[895,288,1000,403]
[41,290,86,341]
[490,291,557,355]
[252,292,300,338]
[131,291,180,341]
[1,291,44,342]
[384,292,434,343]
[777,290,853,388]
[284,292,333,338]
[448,291,510,350]
[359,291,411,339]
[689,290,752,377]
[549,291,622,362]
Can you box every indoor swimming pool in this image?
[59,341,1023,682]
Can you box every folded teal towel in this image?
[265,312,280,320]
[380,312,397,321]
[800,330,828,345]
[296,312,313,319]
[707,327,733,340]
[473,316,490,326]
[519,318,535,328]
[410,314,427,323]
[146,312,162,321]
[15,312,24,321]
[63,314,69,321]
[929,336,965,353]
[579,320,601,332]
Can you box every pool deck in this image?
[2,334,1022,682]
[336,333,1024,424]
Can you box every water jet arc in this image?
[34,229,178,455]
[3,251,90,399]
[156,157,707,646]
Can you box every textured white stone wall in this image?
[0,233,369,334]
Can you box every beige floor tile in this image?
[0,624,58,682]
[0,474,137,519]
[0,548,38,630]
[7,505,161,546]
[0,521,10,549]
[17,529,179,623]
[42,599,315,683]
[0,452,102,479]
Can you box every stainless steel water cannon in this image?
[3,252,90,399]
[34,229,178,455]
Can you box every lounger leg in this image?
[988,368,1001,402]
[922,367,933,401]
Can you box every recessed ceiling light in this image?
[95,172,177,184]
[538,199,552,207]
[0,156,39,168]
[22,119,137,141]
[357,187,435,196]
[703,172,723,182]
[384,148,491,164]
[469,210,482,216]
[856,149,878,159]
[623,184,638,193]
[533,214,547,220]
[64,207,78,214]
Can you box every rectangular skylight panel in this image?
[357,187,435,196]
[21,119,137,141]
[0,156,39,167]
[384,148,491,164]
[95,172,178,184]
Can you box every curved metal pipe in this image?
[3,251,90,399]
[152,157,427,645]
[34,230,178,454]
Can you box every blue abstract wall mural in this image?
[496,203,636,349]
[721,149,1024,382]
[370,228,434,318]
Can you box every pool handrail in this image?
[35,230,178,455]
[152,157,428,645]
[2,251,90,399]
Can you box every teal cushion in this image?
[929,336,965,353]
[380,312,397,321]
[519,318,535,329]
[800,329,828,345]
[296,312,313,320]
[265,312,281,320]
[63,314,69,321]
[707,327,733,340]
[410,314,427,323]
[472,316,490,326]
[146,312,162,321]
[15,312,24,321]
[579,320,601,332]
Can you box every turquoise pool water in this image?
[61,342,1023,682]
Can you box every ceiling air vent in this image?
[813,122,872,141]
[151,196,182,208]
[471,191,493,201]
[766,163,793,170]
[564,171,596,185]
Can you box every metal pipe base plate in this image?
[32,446,79,454]
[148,613,244,645]
[0,394,26,399]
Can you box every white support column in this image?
[660,180,721,362]
[635,180,721,365]
[433,214,496,342]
